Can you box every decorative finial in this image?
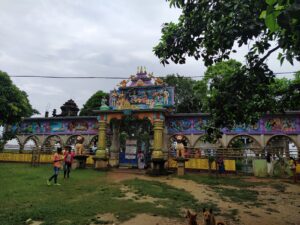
[137,66,139,73]
[140,66,143,73]
[144,66,146,73]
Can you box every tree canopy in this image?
[162,74,205,113]
[79,90,109,116]
[154,0,300,67]
[202,60,276,129]
[154,0,300,140]
[0,71,38,149]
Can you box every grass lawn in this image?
[0,163,205,225]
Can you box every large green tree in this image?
[0,71,38,150]
[280,71,300,110]
[154,0,300,138]
[154,0,300,66]
[162,74,205,113]
[203,60,275,129]
[79,90,109,116]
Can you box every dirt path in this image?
[105,172,300,225]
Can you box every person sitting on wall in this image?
[75,136,85,155]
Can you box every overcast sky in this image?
[0,0,299,116]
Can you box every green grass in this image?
[180,174,265,188]
[270,183,287,192]
[122,178,219,215]
[0,163,217,225]
[214,187,259,203]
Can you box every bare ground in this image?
[102,171,300,225]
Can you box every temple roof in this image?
[116,66,165,89]
[60,99,79,116]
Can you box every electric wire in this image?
[9,71,298,79]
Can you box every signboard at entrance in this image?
[125,140,137,159]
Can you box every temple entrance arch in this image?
[265,135,299,159]
[113,116,153,168]
[94,68,175,170]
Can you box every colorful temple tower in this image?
[94,67,175,170]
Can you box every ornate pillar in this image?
[93,120,109,169]
[152,119,164,159]
[109,123,120,167]
[96,120,107,158]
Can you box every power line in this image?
[9,75,127,79]
[9,71,298,79]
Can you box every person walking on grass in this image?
[63,145,74,179]
[47,147,63,186]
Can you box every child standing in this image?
[63,146,74,179]
[47,147,63,186]
[217,157,225,176]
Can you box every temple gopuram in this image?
[3,67,300,175]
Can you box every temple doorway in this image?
[111,116,153,168]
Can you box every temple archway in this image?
[265,135,299,159]
[193,135,223,157]
[227,135,262,158]
[4,137,22,151]
[23,135,39,151]
[66,135,84,149]
[42,135,63,152]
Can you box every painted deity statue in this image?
[176,135,186,158]
[75,136,85,155]
[163,89,169,105]
[118,79,128,88]
[111,89,118,107]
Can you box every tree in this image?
[162,74,205,113]
[280,71,300,110]
[0,71,38,150]
[194,60,275,141]
[79,90,109,116]
[154,0,300,66]
[154,0,300,138]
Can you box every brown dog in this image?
[202,208,225,225]
[186,210,198,225]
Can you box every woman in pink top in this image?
[63,146,74,179]
[47,148,63,185]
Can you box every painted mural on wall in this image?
[166,115,300,135]
[13,118,99,135]
[109,68,174,110]
[264,117,297,133]
[166,117,209,134]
